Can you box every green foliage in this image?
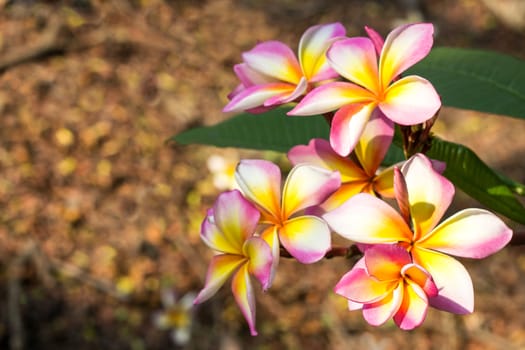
[408,47,525,120]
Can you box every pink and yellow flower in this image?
[235,160,340,279]
[223,23,346,114]
[288,23,441,156]
[324,153,512,314]
[288,109,395,211]
[193,190,273,336]
[335,244,438,330]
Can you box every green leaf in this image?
[425,137,525,224]
[408,47,525,120]
[172,107,328,152]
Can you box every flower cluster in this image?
[194,22,513,334]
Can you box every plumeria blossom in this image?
[288,110,395,211]
[153,288,196,345]
[324,153,512,314]
[235,160,340,281]
[193,190,273,336]
[335,244,438,330]
[288,23,441,156]
[223,22,346,114]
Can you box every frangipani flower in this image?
[153,288,196,345]
[288,110,395,211]
[289,23,441,156]
[235,160,340,278]
[223,23,346,114]
[193,190,273,336]
[324,153,512,314]
[335,244,438,330]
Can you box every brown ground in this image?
[0,1,524,349]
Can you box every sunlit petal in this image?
[320,181,369,211]
[231,264,258,336]
[355,109,394,175]
[279,216,331,264]
[264,77,308,106]
[242,40,302,84]
[288,82,375,116]
[420,209,512,258]
[330,102,376,157]
[213,190,261,251]
[243,237,273,290]
[365,244,410,281]
[412,246,474,314]
[223,82,296,113]
[401,154,455,240]
[394,166,411,225]
[327,37,380,93]
[194,254,246,305]
[282,164,340,217]
[287,138,367,183]
[235,159,282,220]
[393,281,429,330]
[379,23,434,88]
[380,75,441,125]
[362,284,403,326]
[299,22,346,82]
[373,164,397,198]
[334,265,398,304]
[323,193,413,243]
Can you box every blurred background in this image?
[0,0,524,349]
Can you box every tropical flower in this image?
[335,244,438,330]
[324,153,513,314]
[193,190,273,336]
[288,23,441,157]
[288,110,395,211]
[207,154,239,190]
[153,288,196,345]
[223,22,346,113]
[235,160,340,282]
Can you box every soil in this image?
[0,1,524,349]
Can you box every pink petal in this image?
[393,281,429,330]
[233,63,275,87]
[281,163,340,217]
[201,213,238,254]
[287,138,367,183]
[401,264,439,298]
[319,181,369,212]
[298,22,346,82]
[263,76,308,106]
[261,225,280,288]
[362,283,403,326]
[194,254,246,305]
[420,209,513,258]
[323,193,413,244]
[394,166,411,225]
[223,82,296,113]
[279,215,331,264]
[212,190,261,251]
[242,40,302,84]
[365,244,410,281]
[243,237,273,290]
[231,264,258,336]
[379,75,441,125]
[412,246,474,314]
[330,102,377,157]
[235,159,282,221]
[354,109,394,175]
[289,81,376,117]
[379,23,434,88]
[334,265,398,304]
[364,26,384,55]
[401,154,455,240]
[327,37,380,93]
